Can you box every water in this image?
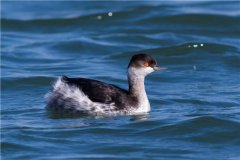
[1,1,240,159]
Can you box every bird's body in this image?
[46,54,160,116]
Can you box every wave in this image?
[1,76,56,90]
[108,42,238,59]
[137,116,240,143]
[2,12,239,32]
[136,13,239,26]
[1,142,35,152]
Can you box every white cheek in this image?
[144,67,154,75]
[128,67,154,77]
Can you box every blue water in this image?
[1,1,240,160]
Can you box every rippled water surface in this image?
[1,1,240,160]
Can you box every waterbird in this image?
[46,53,162,116]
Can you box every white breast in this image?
[133,95,150,114]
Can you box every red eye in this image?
[144,62,149,67]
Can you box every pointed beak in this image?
[152,65,160,71]
[152,65,167,71]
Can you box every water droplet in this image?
[193,65,197,70]
[97,15,102,20]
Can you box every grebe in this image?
[46,53,160,116]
